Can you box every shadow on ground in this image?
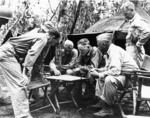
[0,91,150,118]
[1,96,150,118]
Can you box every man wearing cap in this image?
[49,39,78,76]
[69,38,103,107]
[122,1,150,67]
[90,33,138,116]
[0,21,60,118]
[0,6,13,44]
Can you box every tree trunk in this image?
[70,0,83,34]
[0,0,5,5]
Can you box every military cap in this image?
[96,33,113,42]
[0,6,13,19]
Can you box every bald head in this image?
[64,40,74,49]
[63,40,74,55]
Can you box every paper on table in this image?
[46,75,87,81]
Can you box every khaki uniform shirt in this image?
[105,44,139,77]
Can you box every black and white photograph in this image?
[0,0,150,118]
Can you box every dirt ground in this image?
[0,93,150,118]
[0,77,150,118]
[0,97,121,118]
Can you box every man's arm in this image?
[49,57,57,70]
[49,56,61,76]
[23,38,47,70]
[90,47,102,68]
[79,47,102,74]
[74,53,83,68]
[132,18,150,47]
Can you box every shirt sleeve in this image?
[132,18,150,47]
[74,53,82,68]
[105,51,122,76]
[91,48,102,68]
[49,57,57,70]
[23,38,47,69]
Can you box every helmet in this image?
[0,6,13,19]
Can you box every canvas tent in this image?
[67,5,150,56]
[44,3,150,64]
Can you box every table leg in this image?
[132,89,137,115]
[46,93,57,113]
[71,91,78,108]
[49,81,61,113]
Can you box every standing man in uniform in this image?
[122,1,150,67]
[0,20,60,118]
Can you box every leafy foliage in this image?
[1,0,149,36]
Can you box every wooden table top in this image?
[45,75,87,81]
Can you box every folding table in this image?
[46,75,87,113]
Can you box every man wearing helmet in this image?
[0,6,13,45]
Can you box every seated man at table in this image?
[90,33,139,117]
[68,38,103,107]
[49,39,78,75]
[49,40,78,97]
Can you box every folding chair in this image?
[117,74,133,103]
[118,70,150,118]
[117,69,135,117]
[118,55,150,117]
[132,55,150,115]
[27,65,57,113]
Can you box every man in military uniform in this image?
[0,18,60,118]
[122,2,150,67]
[0,6,13,102]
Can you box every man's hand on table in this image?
[54,69,61,76]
